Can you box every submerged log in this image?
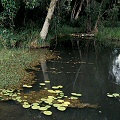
[64,98,99,109]
[70,33,94,38]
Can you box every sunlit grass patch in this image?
[96,27,120,45]
[0,48,56,89]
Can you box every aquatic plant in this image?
[0,49,56,90]
[107,93,120,98]
[0,82,98,116]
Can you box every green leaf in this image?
[43,111,52,115]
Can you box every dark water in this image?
[0,43,120,120]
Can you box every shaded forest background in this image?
[0,0,120,48]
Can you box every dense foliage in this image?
[0,0,120,47]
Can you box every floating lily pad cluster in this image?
[107,93,120,98]
[23,84,33,88]
[0,82,98,116]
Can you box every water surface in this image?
[0,44,120,120]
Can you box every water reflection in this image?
[0,46,120,120]
[112,53,120,85]
[40,59,51,89]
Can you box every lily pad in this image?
[53,104,62,107]
[45,105,51,109]
[112,93,120,97]
[17,99,22,102]
[31,105,39,109]
[48,90,55,93]
[23,102,29,105]
[52,86,59,89]
[32,103,39,106]
[23,104,31,108]
[55,90,62,93]
[43,111,52,115]
[38,107,48,111]
[6,90,14,93]
[12,93,17,97]
[23,85,32,88]
[64,101,70,105]
[45,80,50,83]
[58,85,63,88]
[57,106,66,111]
[71,93,82,97]
[39,83,45,86]
[41,98,47,101]
[70,96,78,99]
[107,94,114,97]
[57,99,64,103]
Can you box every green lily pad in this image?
[57,96,63,99]
[64,96,68,98]
[16,96,21,99]
[45,105,51,109]
[58,85,63,88]
[32,103,39,106]
[48,90,55,93]
[39,83,45,86]
[38,107,48,111]
[41,98,47,101]
[112,93,120,97]
[23,104,31,108]
[71,93,82,97]
[48,96,55,99]
[4,93,10,96]
[6,90,14,93]
[52,86,59,89]
[55,90,62,93]
[62,103,68,107]
[43,111,52,115]
[45,80,50,83]
[62,101,70,107]
[44,88,48,90]
[57,99,64,103]
[26,85,32,88]
[70,96,78,99]
[107,94,114,97]
[12,93,17,97]
[53,104,62,107]
[23,102,29,105]
[57,106,66,111]
[31,105,39,109]
[23,85,32,88]
[64,101,70,105]
[44,100,52,104]
[17,99,22,102]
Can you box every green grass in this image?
[96,27,120,43]
[46,24,79,41]
[0,48,55,89]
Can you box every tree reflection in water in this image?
[40,59,51,89]
[112,54,120,85]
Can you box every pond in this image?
[0,41,120,120]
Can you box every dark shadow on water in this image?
[0,41,120,120]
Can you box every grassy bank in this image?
[0,24,78,48]
[0,48,56,90]
[95,27,120,46]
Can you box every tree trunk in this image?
[74,0,84,20]
[70,0,77,21]
[92,0,104,34]
[40,0,58,41]
[86,0,91,33]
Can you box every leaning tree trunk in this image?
[92,0,104,34]
[86,0,91,33]
[40,0,58,42]
[70,0,77,21]
[74,0,84,20]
